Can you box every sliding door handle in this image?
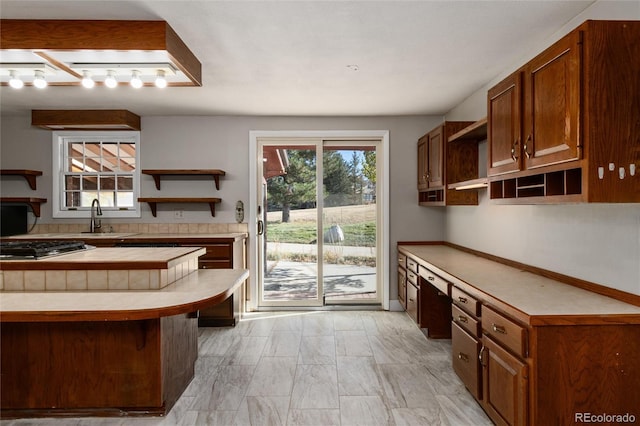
[257,220,264,235]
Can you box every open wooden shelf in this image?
[141,169,226,190]
[448,117,487,143]
[0,169,43,190]
[138,197,221,217]
[489,168,583,204]
[0,197,47,217]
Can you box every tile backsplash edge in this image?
[30,222,249,234]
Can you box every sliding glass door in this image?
[257,138,381,308]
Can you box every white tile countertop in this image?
[6,232,247,240]
[0,268,249,322]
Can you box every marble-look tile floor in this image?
[2,311,493,426]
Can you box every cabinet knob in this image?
[428,276,435,281]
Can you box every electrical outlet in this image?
[173,209,184,219]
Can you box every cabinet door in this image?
[427,126,444,188]
[452,322,482,400]
[481,336,528,426]
[488,71,522,176]
[523,30,581,169]
[417,135,429,190]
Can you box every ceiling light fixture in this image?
[8,70,24,89]
[81,71,95,89]
[104,70,118,88]
[130,70,143,89]
[1,20,201,88]
[155,70,167,88]
[33,70,47,89]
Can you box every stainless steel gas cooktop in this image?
[0,240,87,259]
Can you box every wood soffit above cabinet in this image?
[31,109,141,131]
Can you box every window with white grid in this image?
[52,131,141,218]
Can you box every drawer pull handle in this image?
[458,296,468,303]
[458,352,469,363]
[458,315,468,323]
[428,276,435,281]
[408,298,415,303]
[492,324,507,334]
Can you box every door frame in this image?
[248,130,390,312]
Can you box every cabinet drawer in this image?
[452,322,481,400]
[406,269,418,286]
[184,244,232,260]
[451,286,480,317]
[482,305,528,358]
[406,256,419,274]
[398,252,407,269]
[419,266,449,295]
[406,282,419,324]
[199,259,232,269]
[452,304,480,338]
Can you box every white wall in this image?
[1,113,443,302]
[445,1,640,295]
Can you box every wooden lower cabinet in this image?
[181,239,246,327]
[480,335,529,426]
[399,244,640,426]
[103,235,247,327]
[406,281,419,324]
[1,314,197,417]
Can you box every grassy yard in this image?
[266,204,377,247]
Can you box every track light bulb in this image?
[81,71,95,88]
[33,70,47,89]
[8,71,24,89]
[130,70,143,89]
[104,70,118,88]
[155,70,167,88]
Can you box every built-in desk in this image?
[398,243,640,426]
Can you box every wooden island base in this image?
[0,268,249,419]
[1,313,197,418]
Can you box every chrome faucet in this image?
[90,198,103,233]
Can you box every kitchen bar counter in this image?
[0,249,249,418]
[0,268,249,322]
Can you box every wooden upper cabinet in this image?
[488,71,522,176]
[427,126,444,188]
[418,121,478,206]
[523,30,581,169]
[487,20,640,203]
[417,134,429,191]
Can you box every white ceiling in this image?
[0,0,595,117]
